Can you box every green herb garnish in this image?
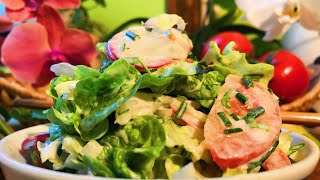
[244,106,265,124]
[221,89,232,109]
[224,128,243,134]
[242,75,254,88]
[288,143,305,156]
[230,113,239,121]
[126,31,140,40]
[176,101,188,119]
[247,139,279,172]
[217,112,232,127]
[236,91,248,105]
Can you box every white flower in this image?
[235,0,320,41]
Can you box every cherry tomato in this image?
[260,50,310,103]
[201,31,253,58]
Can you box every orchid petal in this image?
[0,0,25,10]
[46,0,80,9]
[236,0,301,41]
[5,7,34,22]
[299,0,320,31]
[262,16,292,41]
[59,28,97,66]
[1,23,51,84]
[37,4,66,49]
[0,16,13,32]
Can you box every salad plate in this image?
[0,124,319,180]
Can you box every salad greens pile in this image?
[24,41,303,179]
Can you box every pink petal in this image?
[5,7,35,22]
[0,36,6,65]
[46,0,80,9]
[0,16,13,32]
[37,4,66,49]
[59,28,97,66]
[0,0,25,10]
[1,22,51,84]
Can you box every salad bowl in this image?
[0,124,319,180]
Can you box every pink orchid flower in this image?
[1,4,97,86]
[0,16,13,65]
[0,0,80,22]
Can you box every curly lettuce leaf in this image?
[201,42,274,87]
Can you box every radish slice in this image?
[107,24,192,69]
[204,75,281,170]
[262,148,291,170]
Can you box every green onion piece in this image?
[236,92,248,105]
[217,112,232,127]
[221,89,232,109]
[176,101,188,119]
[267,88,273,94]
[242,75,253,88]
[247,139,279,172]
[288,143,305,156]
[248,123,271,131]
[230,113,239,121]
[244,106,265,124]
[224,128,243,134]
[126,31,140,40]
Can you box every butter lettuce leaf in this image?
[46,59,142,141]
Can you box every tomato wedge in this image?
[204,75,281,170]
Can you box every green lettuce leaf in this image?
[201,42,274,87]
[46,59,142,141]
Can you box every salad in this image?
[21,14,305,179]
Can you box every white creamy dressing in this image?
[54,80,78,100]
[109,26,192,67]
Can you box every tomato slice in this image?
[262,148,291,171]
[204,75,281,170]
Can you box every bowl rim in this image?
[0,124,319,180]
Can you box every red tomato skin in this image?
[201,31,253,58]
[260,50,310,103]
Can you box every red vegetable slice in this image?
[262,148,291,171]
[204,75,281,170]
[107,26,192,69]
[21,132,50,151]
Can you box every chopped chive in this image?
[118,109,129,115]
[230,113,239,121]
[242,75,253,88]
[145,27,153,32]
[224,128,243,134]
[236,91,248,104]
[288,143,305,156]
[221,89,232,109]
[126,31,140,40]
[247,139,279,172]
[121,43,127,51]
[248,123,271,131]
[176,101,188,119]
[217,112,232,127]
[244,106,265,124]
